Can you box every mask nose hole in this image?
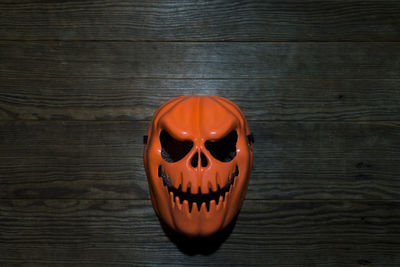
[190,152,208,168]
[200,152,208,167]
[191,153,198,168]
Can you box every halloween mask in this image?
[143,95,254,236]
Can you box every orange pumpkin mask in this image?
[143,95,254,236]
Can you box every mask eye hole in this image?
[205,130,237,162]
[160,130,193,162]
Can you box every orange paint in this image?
[144,95,253,236]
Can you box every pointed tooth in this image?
[201,185,209,195]
[223,192,229,208]
[233,175,238,187]
[181,174,189,192]
[175,196,182,210]
[183,181,191,193]
[189,202,197,212]
[216,172,222,190]
[207,181,212,193]
[209,177,217,192]
[170,192,175,208]
[213,174,218,191]
[189,186,199,194]
[173,174,180,189]
[209,200,216,213]
[190,202,200,218]
[220,173,228,189]
[223,191,228,202]
[217,196,223,211]
[201,202,207,213]
[182,200,190,214]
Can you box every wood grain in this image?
[1,121,398,159]
[1,78,400,121]
[0,199,399,266]
[1,157,399,200]
[0,0,399,41]
[1,0,399,265]
[1,121,399,200]
[1,42,400,79]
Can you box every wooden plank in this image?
[0,157,149,200]
[1,121,399,200]
[0,199,399,266]
[1,120,398,159]
[1,41,400,79]
[1,157,399,200]
[1,78,400,121]
[0,0,399,41]
[1,121,399,159]
[250,157,400,200]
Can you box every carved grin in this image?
[158,165,239,213]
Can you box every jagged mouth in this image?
[158,165,239,213]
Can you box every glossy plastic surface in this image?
[144,95,253,236]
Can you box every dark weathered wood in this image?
[0,0,399,41]
[0,199,399,266]
[250,158,400,200]
[1,121,399,159]
[1,78,400,121]
[0,157,149,200]
[1,0,398,265]
[1,121,399,200]
[1,157,399,200]
[1,41,400,79]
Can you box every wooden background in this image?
[1,1,400,266]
